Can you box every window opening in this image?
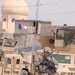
[56,29,64,39]
[16,59,20,64]
[3,18,6,21]
[4,40,17,47]
[0,56,1,61]
[0,39,3,46]
[52,54,71,64]
[7,58,11,64]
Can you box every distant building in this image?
[0,0,53,49]
[14,20,51,48]
[0,0,63,49]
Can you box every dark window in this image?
[12,18,15,22]
[23,61,27,64]
[33,22,38,34]
[4,40,17,47]
[33,22,36,26]
[0,56,1,61]
[0,39,3,46]
[16,59,20,64]
[56,29,64,39]
[48,38,54,44]
[3,18,6,21]
[7,58,11,64]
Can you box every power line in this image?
[40,0,75,6]
[0,11,75,17]
[28,11,75,16]
[41,12,75,15]
[41,0,63,5]
[0,0,75,8]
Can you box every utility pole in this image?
[31,0,40,75]
[32,0,40,62]
[36,0,40,20]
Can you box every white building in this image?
[1,0,29,33]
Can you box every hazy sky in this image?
[26,0,75,26]
[0,0,75,26]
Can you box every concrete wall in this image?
[39,36,54,48]
[2,20,54,48]
[13,20,51,48]
[15,21,33,34]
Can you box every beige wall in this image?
[2,21,15,33]
[2,20,52,35]
[2,22,7,30]
[39,36,54,48]
[15,21,33,34]
[8,22,15,33]
[1,20,53,48]
[15,20,51,34]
